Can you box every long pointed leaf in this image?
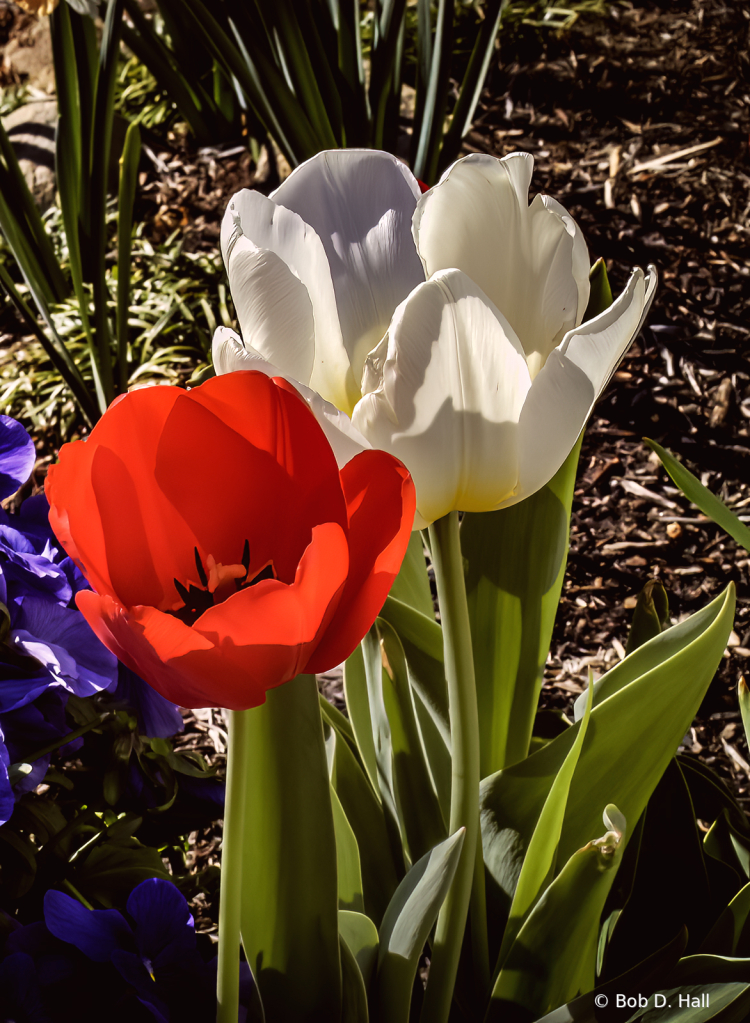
[480,585,735,924]
[377,619,447,862]
[488,807,627,1020]
[462,436,582,777]
[373,829,465,1023]
[89,0,126,406]
[0,121,68,302]
[496,675,595,970]
[646,439,750,552]
[0,262,97,425]
[439,0,505,171]
[116,121,141,391]
[329,708,402,926]
[412,0,455,183]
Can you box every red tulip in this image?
[45,372,415,710]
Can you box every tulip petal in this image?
[222,188,353,411]
[211,328,371,467]
[46,387,195,606]
[515,265,656,503]
[223,238,316,386]
[165,374,348,583]
[413,152,590,373]
[76,522,349,709]
[353,269,532,525]
[271,150,425,393]
[305,450,416,673]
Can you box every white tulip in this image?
[218,149,425,416]
[412,152,592,380]
[211,327,371,469]
[352,264,656,528]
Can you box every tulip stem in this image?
[217,708,251,1023]
[421,511,488,1023]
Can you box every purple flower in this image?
[0,415,35,503]
[111,665,184,740]
[43,879,225,1021]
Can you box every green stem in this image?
[421,512,487,1023]
[61,877,94,909]
[217,708,252,1023]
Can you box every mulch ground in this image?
[2,0,750,902]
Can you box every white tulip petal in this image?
[224,238,316,386]
[353,269,532,525]
[541,194,591,328]
[514,265,656,503]
[559,264,657,394]
[271,150,425,384]
[210,327,369,468]
[221,188,354,412]
[413,152,589,370]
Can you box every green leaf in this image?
[0,117,67,302]
[331,783,365,913]
[645,440,750,553]
[438,0,504,170]
[462,436,583,777]
[388,532,434,620]
[377,595,451,822]
[531,928,688,1023]
[340,934,370,1022]
[120,0,216,144]
[256,0,341,147]
[339,910,379,991]
[240,675,342,1020]
[368,0,408,150]
[700,882,750,958]
[739,678,750,752]
[626,579,670,655]
[412,0,455,183]
[377,618,447,862]
[704,810,750,881]
[489,806,627,1020]
[602,760,716,982]
[378,595,448,739]
[626,956,750,1023]
[496,675,595,969]
[480,585,735,928]
[344,641,381,797]
[74,833,171,908]
[329,720,402,926]
[584,257,614,320]
[372,828,465,1023]
[116,121,141,391]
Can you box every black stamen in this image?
[194,547,208,588]
[241,539,250,573]
[171,577,215,626]
[174,578,191,605]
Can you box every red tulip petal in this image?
[48,387,204,610]
[154,375,348,587]
[305,450,415,673]
[189,371,346,519]
[76,522,349,709]
[46,442,115,601]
